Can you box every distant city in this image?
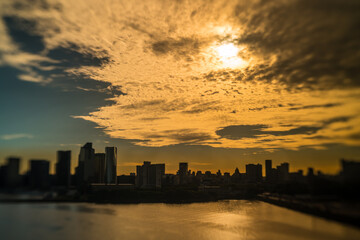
[1,142,359,194]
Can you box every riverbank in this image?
[257,193,360,228]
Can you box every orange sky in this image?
[0,0,359,175]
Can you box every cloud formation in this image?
[1,133,33,140]
[1,0,360,150]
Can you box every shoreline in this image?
[257,194,360,228]
[1,193,359,228]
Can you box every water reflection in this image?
[0,200,359,240]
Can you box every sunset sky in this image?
[0,0,359,175]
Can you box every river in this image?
[0,200,359,240]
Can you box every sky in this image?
[0,0,359,175]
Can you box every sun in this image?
[216,43,239,58]
[215,43,247,68]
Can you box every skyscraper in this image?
[179,162,188,175]
[246,164,262,182]
[178,162,188,184]
[29,160,50,189]
[277,162,289,182]
[265,159,272,182]
[136,161,165,189]
[105,147,117,184]
[79,142,95,183]
[5,157,20,187]
[94,153,106,183]
[56,151,71,187]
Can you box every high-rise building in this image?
[136,161,165,189]
[179,162,188,175]
[340,159,360,183]
[178,162,189,184]
[94,153,106,183]
[105,147,117,184]
[29,160,50,189]
[79,143,95,183]
[5,157,20,187]
[277,162,289,182]
[265,159,272,182]
[246,164,262,182]
[56,151,71,187]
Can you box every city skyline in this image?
[1,1,360,238]
[1,0,360,177]
[0,141,352,177]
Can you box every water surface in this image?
[0,200,359,240]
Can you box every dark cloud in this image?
[323,116,352,125]
[205,0,360,90]
[150,37,206,61]
[289,103,341,111]
[216,125,321,140]
[46,44,109,68]
[12,0,62,11]
[146,129,212,143]
[3,14,116,95]
[216,116,352,140]
[3,16,45,53]
[120,100,165,110]
[182,101,219,114]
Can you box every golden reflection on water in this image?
[0,200,359,240]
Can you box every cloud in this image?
[216,116,354,140]
[1,133,33,140]
[216,125,322,140]
[150,37,209,62]
[1,0,359,151]
[289,103,341,111]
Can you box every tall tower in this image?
[29,160,50,189]
[105,147,117,184]
[79,142,95,183]
[265,159,272,182]
[94,153,106,183]
[178,162,188,184]
[5,157,20,187]
[56,151,71,187]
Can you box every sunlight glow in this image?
[217,43,239,58]
[215,43,247,68]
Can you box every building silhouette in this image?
[56,151,71,187]
[277,162,289,182]
[246,164,262,182]
[265,159,273,182]
[136,161,165,189]
[4,157,21,188]
[79,142,95,183]
[94,153,105,183]
[178,162,189,184]
[29,160,50,189]
[341,159,360,183]
[105,147,117,184]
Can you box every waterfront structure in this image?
[56,151,71,187]
[105,147,117,184]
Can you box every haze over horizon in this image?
[1,0,360,175]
